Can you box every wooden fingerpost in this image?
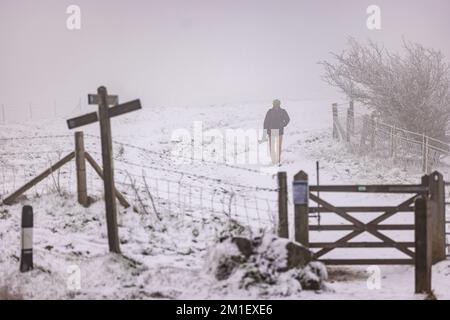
[277,172,288,238]
[75,131,88,207]
[332,103,338,140]
[293,170,309,246]
[429,171,446,263]
[414,193,432,294]
[98,86,121,254]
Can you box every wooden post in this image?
[360,115,369,147]
[414,193,432,294]
[346,108,351,143]
[1,104,5,124]
[293,171,309,246]
[98,86,121,254]
[370,114,376,149]
[332,103,338,140]
[390,125,395,158]
[75,131,88,207]
[429,171,446,263]
[349,101,354,133]
[422,135,429,173]
[277,172,289,238]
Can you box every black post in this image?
[277,172,289,238]
[20,206,33,273]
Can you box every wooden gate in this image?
[291,171,447,266]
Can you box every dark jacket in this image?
[264,107,290,135]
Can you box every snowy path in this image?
[1,99,449,299]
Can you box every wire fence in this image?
[333,102,450,173]
[0,133,279,234]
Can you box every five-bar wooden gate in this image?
[290,171,447,266]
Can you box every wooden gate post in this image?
[429,171,446,263]
[414,193,432,294]
[277,172,289,238]
[98,86,121,254]
[293,171,309,246]
[75,131,88,207]
[332,103,338,140]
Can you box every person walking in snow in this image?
[262,99,290,165]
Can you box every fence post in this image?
[293,170,309,246]
[360,115,369,147]
[20,205,34,273]
[332,103,338,140]
[370,114,376,149]
[390,125,395,158]
[346,108,351,143]
[75,131,88,207]
[349,101,355,133]
[422,134,429,173]
[414,190,432,294]
[429,171,446,263]
[277,172,289,238]
[1,104,5,124]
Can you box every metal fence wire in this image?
[332,102,450,173]
[0,133,279,234]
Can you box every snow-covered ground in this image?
[0,99,449,299]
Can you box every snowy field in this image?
[0,99,449,299]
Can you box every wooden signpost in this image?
[67,86,142,254]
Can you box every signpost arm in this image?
[98,86,121,254]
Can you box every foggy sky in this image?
[1,0,450,118]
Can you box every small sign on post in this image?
[293,180,309,205]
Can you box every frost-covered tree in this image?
[320,38,450,141]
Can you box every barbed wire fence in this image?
[332,102,450,173]
[0,133,279,237]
